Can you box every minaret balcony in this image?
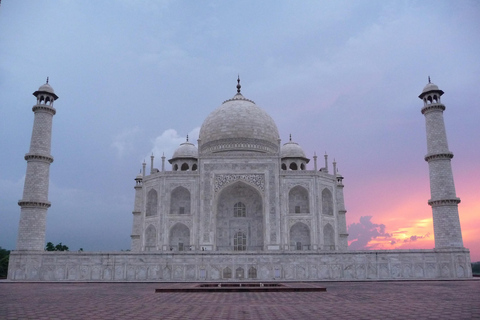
[32,104,56,115]
[24,153,54,163]
[421,103,445,115]
[18,200,51,208]
[424,152,454,162]
[428,198,461,207]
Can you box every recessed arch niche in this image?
[169,223,190,251]
[215,181,263,251]
[290,222,311,250]
[146,189,158,217]
[322,188,334,216]
[323,223,335,250]
[170,186,191,215]
[144,224,157,251]
[288,185,309,214]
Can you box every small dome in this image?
[135,173,143,180]
[419,79,444,99]
[199,92,280,154]
[281,140,307,159]
[171,141,198,160]
[422,82,439,94]
[38,83,55,94]
[33,79,59,100]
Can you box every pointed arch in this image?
[145,224,157,251]
[216,181,263,251]
[290,222,311,250]
[289,185,309,214]
[323,223,335,250]
[146,189,158,216]
[170,186,191,215]
[223,267,232,279]
[181,163,189,171]
[248,266,257,279]
[322,188,334,216]
[235,267,245,279]
[169,223,190,251]
[289,162,298,170]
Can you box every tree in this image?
[55,243,69,251]
[0,247,10,278]
[45,242,55,251]
[472,262,480,275]
[45,242,69,251]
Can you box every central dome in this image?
[199,91,280,154]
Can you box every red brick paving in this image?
[1,280,479,319]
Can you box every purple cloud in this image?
[348,216,431,250]
[348,216,390,250]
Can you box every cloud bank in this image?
[348,216,431,250]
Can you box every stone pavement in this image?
[1,280,479,319]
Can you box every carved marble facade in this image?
[8,249,472,281]
[130,86,349,253]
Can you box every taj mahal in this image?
[8,77,472,281]
[130,78,347,254]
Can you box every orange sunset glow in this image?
[347,169,480,261]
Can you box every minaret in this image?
[16,79,58,251]
[419,79,463,248]
[334,162,348,250]
[324,152,328,173]
[130,171,144,251]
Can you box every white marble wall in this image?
[134,155,345,253]
[8,249,472,281]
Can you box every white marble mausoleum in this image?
[7,78,472,281]
[130,78,348,254]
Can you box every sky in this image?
[0,1,479,261]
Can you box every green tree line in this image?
[0,247,10,278]
[45,242,69,251]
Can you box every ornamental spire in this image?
[237,75,241,93]
[428,76,431,83]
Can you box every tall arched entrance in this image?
[215,181,263,251]
[169,223,190,251]
[290,222,311,251]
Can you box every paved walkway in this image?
[1,280,479,319]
